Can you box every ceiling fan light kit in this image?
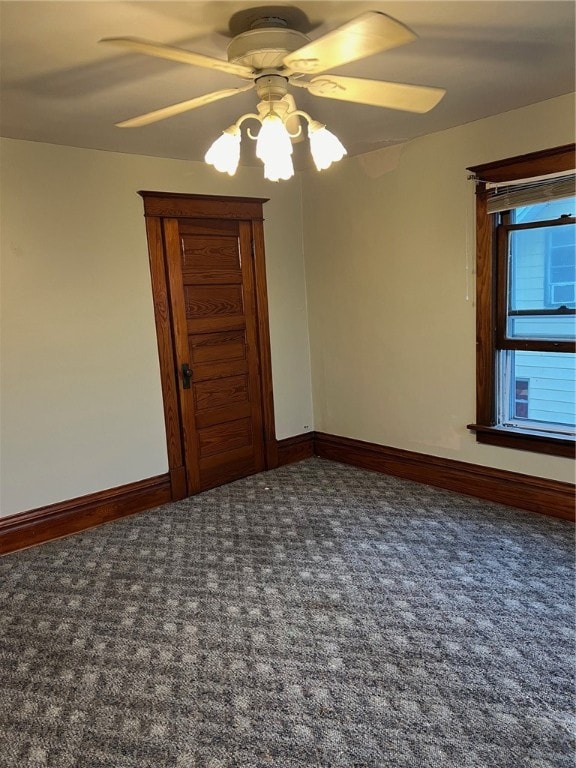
[203,125,241,176]
[101,7,446,182]
[307,122,347,171]
[205,80,347,181]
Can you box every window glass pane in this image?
[506,220,576,339]
[509,224,575,310]
[514,378,529,418]
[514,196,575,224]
[508,315,576,340]
[499,350,576,432]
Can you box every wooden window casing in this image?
[467,144,576,459]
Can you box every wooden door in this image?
[140,192,278,499]
[165,216,265,491]
[141,192,277,499]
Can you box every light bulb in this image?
[256,113,293,162]
[263,153,295,182]
[204,126,241,176]
[308,121,347,171]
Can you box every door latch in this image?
[181,364,193,389]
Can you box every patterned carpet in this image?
[0,458,574,768]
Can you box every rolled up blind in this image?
[486,171,575,214]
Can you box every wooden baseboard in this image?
[314,432,575,521]
[3,431,572,556]
[0,474,172,556]
[276,433,315,466]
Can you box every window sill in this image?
[467,424,576,458]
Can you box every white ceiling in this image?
[1,1,574,171]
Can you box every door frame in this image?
[139,191,278,500]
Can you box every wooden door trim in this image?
[139,191,268,220]
[251,217,278,468]
[163,218,202,491]
[238,220,267,471]
[144,216,187,500]
[140,191,277,499]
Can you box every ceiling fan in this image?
[100,6,446,180]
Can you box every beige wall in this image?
[0,139,313,516]
[1,93,574,517]
[302,93,576,484]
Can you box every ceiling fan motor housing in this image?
[254,73,290,100]
[227,28,310,71]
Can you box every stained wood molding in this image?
[467,144,576,459]
[314,432,575,521]
[276,433,315,466]
[139,191,267,220]
[3,431,572,556]
[468,144,576,183]
[0,474,172,556]
[140,192,278,493]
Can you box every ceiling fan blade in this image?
[100,37,254,78]
[283,12,416,75]
[306,75,446,113]
[115,84,254,128]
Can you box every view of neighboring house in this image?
[504,197,575,432]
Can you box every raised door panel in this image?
[165,217,265,492]
[185,285,244,319]
[194,375,249,411]
[189,330,246,366]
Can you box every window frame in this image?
[513,377,529,420]
[496,217,576,351]
[545,223,576,308]
[467,144,576,459]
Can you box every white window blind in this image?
[486,171,576,214]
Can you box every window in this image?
[468,145,576,458]
[513,377,529,419]
[546,223,576,307]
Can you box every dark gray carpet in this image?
[0,458,574,768]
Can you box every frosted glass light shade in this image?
[204,126,241,176]
[308,122,347,171]
[256,114,293,162]
[263,153,295,182]
[204,107,346,182]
